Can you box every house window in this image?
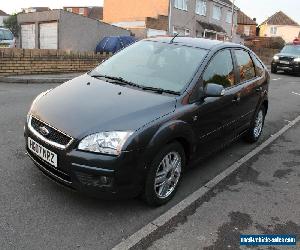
[226,11,232,23]
[173,27,189,36]
[244,26,250,36]
[174,0,188,11]
[196,0,206,16]
[66,8,72,12]
[270,26,277,35]
[79,8,85,15]
[213,5,222,20]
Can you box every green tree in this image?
[3,14,20,38]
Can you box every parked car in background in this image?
[25,37,269,206]
[95,36,137,54]
[271,39,300,74]
[0,28,15,48]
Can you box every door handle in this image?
[232,95,241,104]
[256,86,263,92]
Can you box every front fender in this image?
[143,120,197,166]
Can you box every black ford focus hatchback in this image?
[25,37,269,206]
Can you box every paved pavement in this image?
[0,73,82,84]
[0,73,299,249]
[148,120,300,250]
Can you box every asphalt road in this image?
[0,73,299,250]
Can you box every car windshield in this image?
[0,30,14,40]
[281,45,300,55]
[90,40,208,93]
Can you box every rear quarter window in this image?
[251,54,264,77]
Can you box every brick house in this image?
[237,10,257,37]
[103,0,238,40]
[259,11,300,43]
[103,0,169,38]
[63,6,103,20]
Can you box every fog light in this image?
[75,172,113,187]
[100,176,110,185]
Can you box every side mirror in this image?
[203,83,225,98]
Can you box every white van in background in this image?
[0,28,15,48]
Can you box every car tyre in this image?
[144,142,185,206]
[244,106,266,143]
[271,66,277,74]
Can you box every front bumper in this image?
[272,61,300,73]
[24,126,146,199]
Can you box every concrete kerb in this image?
[0,77,72,84]
[112,114,300,250]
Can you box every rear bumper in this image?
[25,128,146,199]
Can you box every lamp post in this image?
[230,0,235,41]
[168,0,172,35]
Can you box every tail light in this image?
[293,38,300,45]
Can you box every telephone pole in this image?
[230,0,235,41]
[168,0,172,35]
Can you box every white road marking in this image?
[292,91,300,96]
[272,78,281,81]
[112,114,300,250]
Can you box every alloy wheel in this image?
[253,110,264,138]
[154,152,182,199]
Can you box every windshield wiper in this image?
[141,86,180,95]
[90,73,180,95]
[90,74,139,87]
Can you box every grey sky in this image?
[1,0,299,25]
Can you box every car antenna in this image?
[170,33,179,44]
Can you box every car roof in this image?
[285,43,300,46]
[145,36,240,50]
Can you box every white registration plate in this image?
[28,137,58,168]
[279,60,289,65]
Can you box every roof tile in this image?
[261,11,299,26]
[237,11,257,25]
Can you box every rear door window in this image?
[203,49,235,88]
[234,50,256,82]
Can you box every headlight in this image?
[78,131,133,155]
[294,57,300,62]
[273,55,279,61]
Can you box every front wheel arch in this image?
[143,120,196,168]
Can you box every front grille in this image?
[279,56,294,62]
[30,117,72,146]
